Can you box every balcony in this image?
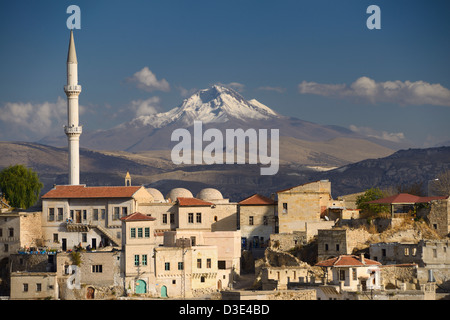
[64,85,82,92]
[64,125,82,135]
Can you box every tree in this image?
[356,187,389,215]
[0,165,43,209]
[429,170,450,196]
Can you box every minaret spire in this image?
[64,30,82,185]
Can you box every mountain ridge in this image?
[39,85,410,153]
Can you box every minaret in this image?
[64,30,82,185]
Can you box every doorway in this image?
[161,285,168,298]
[135,280,147,294]
[91,238,97,250]
[86,287,95,299]
[62,239,67,251]
[75,210,81,223]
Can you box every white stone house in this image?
[316,255,382,292]
[40,185,154,251]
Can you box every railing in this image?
[64,85,82,92]
[64,125,82,134]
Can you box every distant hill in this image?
[311,146,450,197]
[0,141,448,202]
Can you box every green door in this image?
[161,285,168,298]
[135,280,147,294]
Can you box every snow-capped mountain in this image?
[125,85,281,129]
[39,84,408,157]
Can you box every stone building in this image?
[55,250,124,300]
[0,210,42,263]
[40,184,154,251]
[238,194,277,252]
[276,180,350,235]
[315,255,382,292]
[317,228,371,262]
[120,211,241,298]
[370,239,450,289]
[421,197,450,238]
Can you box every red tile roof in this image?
[366,193,447,205]
[42,185,142,199]
[239,194,276,205]
[120,212,156,222]
[177,197,214,207]
[315,255,381,268]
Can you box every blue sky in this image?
[0,0,449,147]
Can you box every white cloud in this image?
[0,97,80,141]
[257,86,286,93]
[349,125,406,143]
[129,97,161,117]
[299,76,450,106]
[127,67,170,92]
[176,86,198,98]
[217,82,245,92]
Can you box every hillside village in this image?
[0,174,449,300]
[1,25,449,303]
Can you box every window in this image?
[8,228,14,237]
[339,270,346,281]
[53,233,58,243]
[70,210,74,220]
[92,265,103,273]
[122,207,128,217]
[134,255,140,266]
[165,262,170,271]
[57,208,64,221]
[282,203,288,213]
[101,209,106,220]
[83,210,87,220]
[201,276,205,283]
[113,207,120,220]
[144,227,150,238]
[36,283,42,292]
[48,208,55,221]
[207,258,211,268]
[82,233,87,242]
[382,249,386,257]
[162,214,168,224]
[23,283,28,292]
[263,216,268,225]
[197,259,202,268]
[218,261,226,270]
[249,216,254,225]
[188,213,194,223]
[196,212,202,223]
[352,268,357,280]
[336,244,340,252]
[138,228,143,238]
[412,248,417,256]
[170,213,175,224]
[130,228,136,238]
[325,244,329,251]
[404,248,409,256]
[142,255,147,266]
[178,262,184,270]
[93,209,99,220]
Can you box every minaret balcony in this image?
[64,125,83,135]
[64,85,82,95]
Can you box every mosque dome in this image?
[196,188,223,201]
[145,188,164,202]
[166,188,193,202]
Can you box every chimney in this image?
[360,254,365,264]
